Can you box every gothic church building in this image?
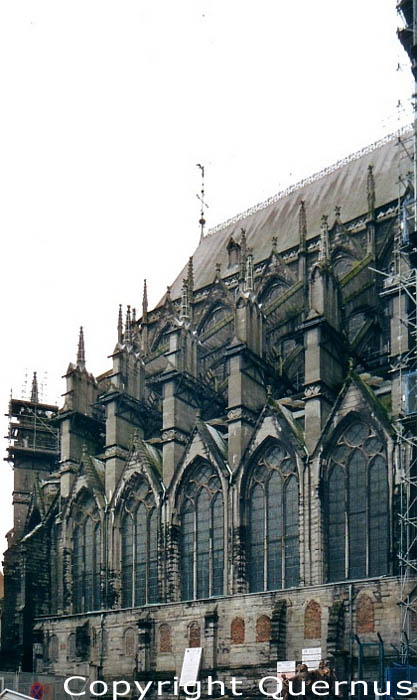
[2,131,414,684]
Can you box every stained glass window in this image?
[120,477,158,607]
[72,514,101,613]
[248,443,299,592]
[180,461,224,600]
[326,421,388,581]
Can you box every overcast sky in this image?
[0,1,412,560]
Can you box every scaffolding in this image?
[5,395,60,465]
[388,0,417,664]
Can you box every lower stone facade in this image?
[38,578,402,684]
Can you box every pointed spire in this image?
[299,200,307,249]
[31,372,39,403]
[239,228,247,282]
[125,305,132,344]
[132,307,136,326]
[245,248,254,292]
[367,165,375,220]
[117,304,123,344]
[319,215,329,264]
[187,256,194,295]
[180,279,190,322]
[142,280,148,323]
[272,236,278,254]
[77,326,86,370]
[334,205,341,224]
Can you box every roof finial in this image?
[245,248,254,292]
[77,326,86,370]
[319,215,329,264]
[132,307,136,326]
[166,286,171,304]
[187,256,194,295]
[31,371,39,403]
[299,200,307,248]
[196,164,208,241]
[239,228,247,282]
[367,164,375,220]
[125,305,132,344]
[117,304,123,344]
[180,279,190,322]
[142,280,148,323]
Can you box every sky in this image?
[0,1,413,560]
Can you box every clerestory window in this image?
[248,443,299,592]
[180,461,224,601]
[326,421,389,582]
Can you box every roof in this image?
[163,129,409,302]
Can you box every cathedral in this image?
[2,125,416,690]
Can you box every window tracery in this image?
[72,501,101,614]
[261,282,288,309]
[120,477,158,607]
[326,421,389,582]
[333,254,355,279]
[180,461,224,600]
[247,443,299,592]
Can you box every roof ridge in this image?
[207,125,411,238]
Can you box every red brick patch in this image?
[231,617,245,644]
[256,615,271,643]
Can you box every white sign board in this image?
[302,647,322,670]
[277,661,296,674]
[179,648,203,687]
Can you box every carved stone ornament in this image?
[161,429,188,444]
[227,407,257,425]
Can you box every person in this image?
[313,659,340,699]
[291,664,314,700]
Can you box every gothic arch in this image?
[356,594,375,634]
[243,438,300,592]
[174,458,226,601]
[124,627,136,656]
[188,621,201,648]
[197,301,234,393]
[231,617,245,644]
[256,615,271,643]
[198,301,233,336]
[322,416,389,582]
[114,472,159,608]
[258,277,290,310]
[159,624,172,653]
[67,490,102,614]
[304,600,321,639]
[150,321,172,354]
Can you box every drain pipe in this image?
[99,613,105,678]
[349,584,354,683]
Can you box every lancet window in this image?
[247,443,299,592]
[120,478,158,607]
[180,461,224,601]
[326,421,389,582]
[72,508,101,613]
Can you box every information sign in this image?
[179,648,203,687]
[301,647,322,670]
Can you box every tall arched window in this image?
[120,478,158,607]
[326,421,389,582]
[72,514,101,613]
[180,462,224,600]
[248,443,299,592]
